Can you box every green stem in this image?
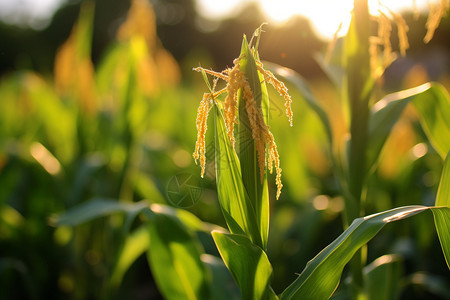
[344,0,371,226]
[117,66,136,202]
[343,0,373,297]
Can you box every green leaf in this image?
[149,203,224,234]
[212,231,274,300]
[437,151,450,207]
[280,205,450,300]
[367,83,450,170]
[51,198,148,230]
[110,225,150,287]
[214,101,261,246]
[367,88,413,171]
[432,152,450,269]
[146,208,210,300]
[237,36,269,249]
[412,84,450,159]
[363,254,403,300]
[53,199,217,234]
[264,62,333,146]
[255,47,270,252]
[431,208,450,269]
[109,204,223,289]
[201,254,240,300]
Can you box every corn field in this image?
[0,0,449,299]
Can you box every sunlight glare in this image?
[30,142,62,175]
[196,0,246,19]
[0,0,66,29]
[196,0,439,39]
[411,143,428,159]
[258,0,354,39]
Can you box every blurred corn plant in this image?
[0,0,196,298]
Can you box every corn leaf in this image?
[280,205,450,299]
[236,37,269,249]
[431,207,450,269]
[363,254,403,300]
[368,83,450,170]
[367,89,412,171]
[437,152,450,207]
[110,224,149,287]
[413,84,450,159]
[264,62,332,146]
[254,49,270,251]
[214,101,261,245]
[51,198,147,229]
[433,152,450,269]
[212,231,275,300]
[68,202,222,290]
[201,254,241,300]
[145,208,210,300]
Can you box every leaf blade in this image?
[51,198,147,227]
[110,225,150,287]
[146,209,210,300]
[280,205,448,300]
[212,231,273,300]
[412,84,450,159]
[201,254,240,300]
[431,207,450,269]
[363,254,403,300]
[436,151,450,207]
[214,102,261,245]
[238,36,270,249]
[368,83,450,170]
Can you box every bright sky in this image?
[196,0,435,39]
[0,0,66,29]
[0,0,437,35]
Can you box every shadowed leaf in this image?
[145,207,210,300]
[368,83,450,171]
[212,231,275,300]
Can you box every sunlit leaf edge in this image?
[280,205,450,300]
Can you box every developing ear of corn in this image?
[192,33,293,199]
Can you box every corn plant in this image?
[50,1,450,300]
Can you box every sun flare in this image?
[196,0,439,39]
